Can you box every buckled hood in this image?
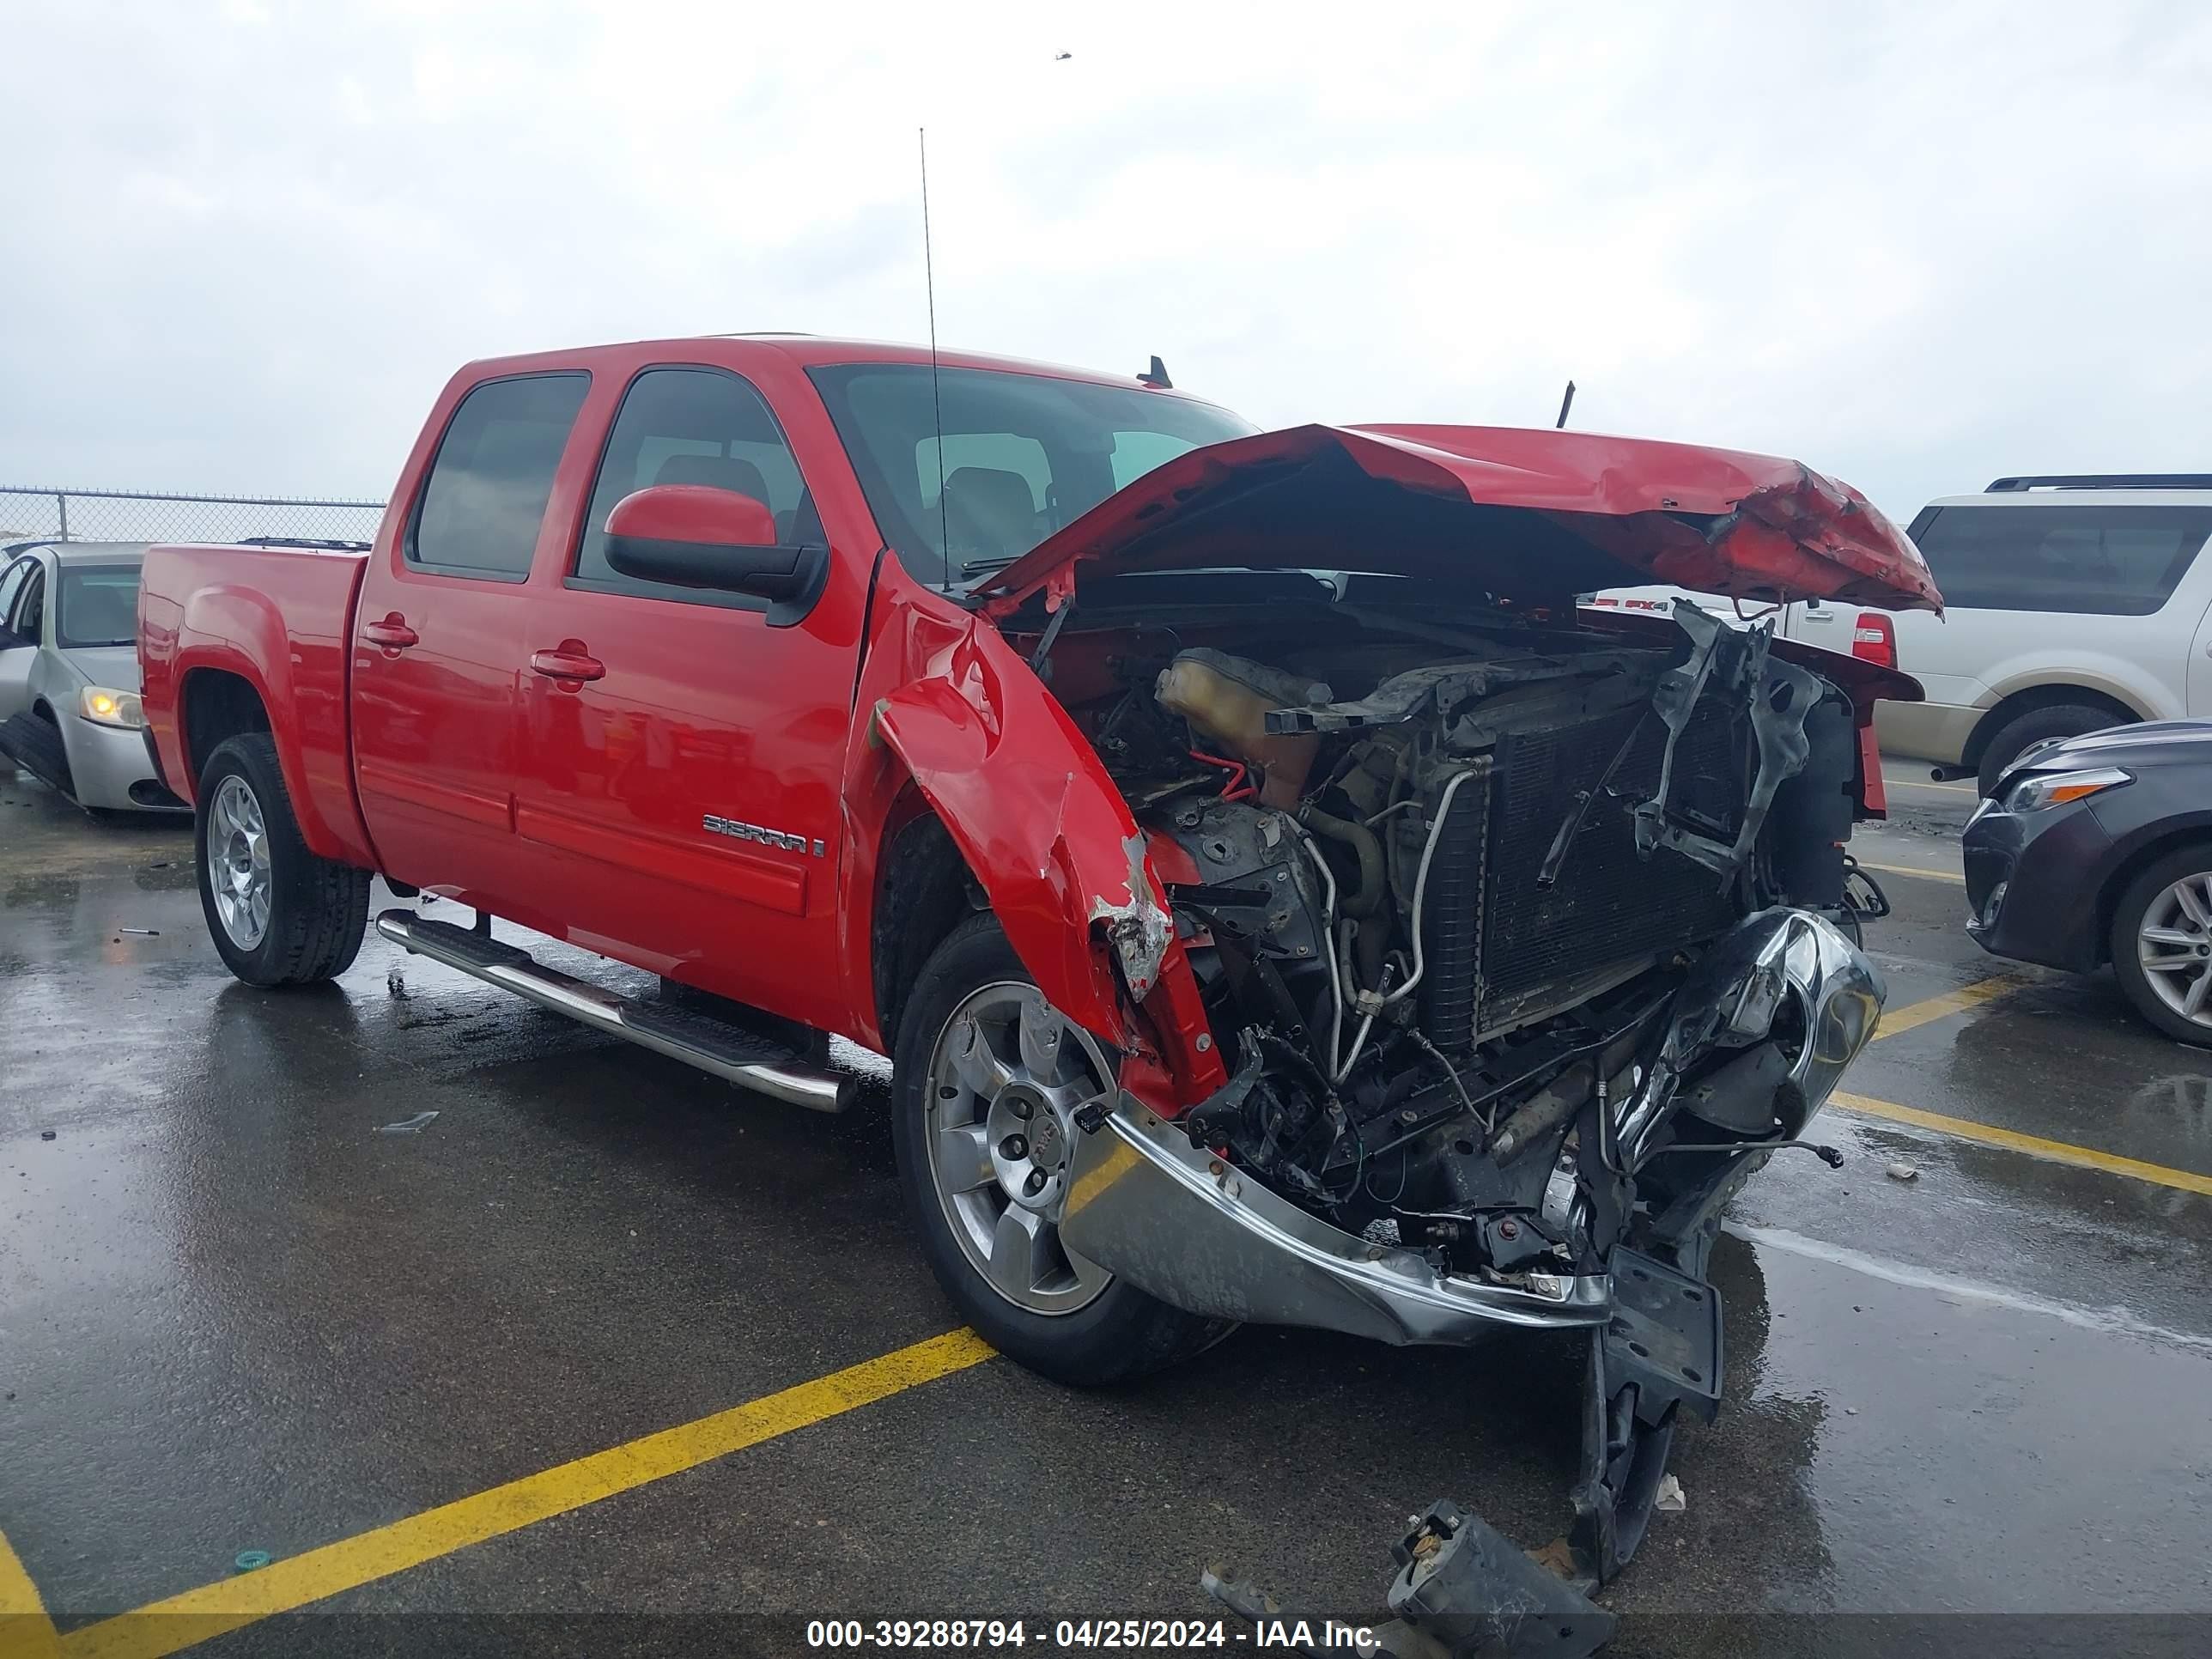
[972,423,1942,617]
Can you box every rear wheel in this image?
[891,913,1232,1384]
[196,733,371,987]
[2111,846,2212,1048]
[1976,702,2124,797]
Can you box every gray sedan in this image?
[0,541,186,815]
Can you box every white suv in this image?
[1594,473,2212,794]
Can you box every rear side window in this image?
[410,374,590,580]
[1912,504,2212,615]
[571,367,812,606]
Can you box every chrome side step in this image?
[374,908,854,1113]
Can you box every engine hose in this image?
[1299,805,1385,917]
[1383,769,1483,1008]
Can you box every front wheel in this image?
[2110,846,2212,1048]
[196,732,371,987]
[891,913,1232,1385]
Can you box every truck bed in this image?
[137,540,377,866]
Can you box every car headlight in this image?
[2004,766,2130,812]
[78,686,146,730]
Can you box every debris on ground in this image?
[1528,1538,1580,1577]
[118,927,159,936]
[40,1130,56,1141]
[387,967,410,1000]
[1655,1474,1686,1514]
[375,1111,440,1134]
[1887,1161,1921,1182]
[233,1550,271,1573]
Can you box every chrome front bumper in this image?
[1060,1101,1612,1346]
[1060,908,1881,1348]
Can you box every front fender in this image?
[869,612,1224,1102]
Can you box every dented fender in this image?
[869,611,1224,1102]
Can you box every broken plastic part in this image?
[1633,607,1822,885]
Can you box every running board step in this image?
[374,908,854,1113]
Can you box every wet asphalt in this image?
[2,757,2208,1658]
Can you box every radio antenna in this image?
[1554,379,1577,429]
[920,127,950,592]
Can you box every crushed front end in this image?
[1042,602,1886,1655]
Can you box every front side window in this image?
[56,564,143,647]
[808,364,1257,587]
[571,367,812,606]
[1911,504,2212,615]
[409,373,590,580]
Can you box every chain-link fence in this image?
[0,485,387,549]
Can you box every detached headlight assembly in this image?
[78,686,146,730]
[2004,766,2130,813]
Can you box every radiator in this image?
[1421,704,1746,1048]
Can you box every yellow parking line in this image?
[61,1328,995,1659]
[1853,857,1966,886]
[0,1526,62,1659]
[1855,978,2212,1194]
[1872,973,2027,1038]
[1832,1091,2212,1197]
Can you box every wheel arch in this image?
[869,794,989,1060]
[2097,822,2212,968]
[1962,682,2142,771]
[179,665,274,785]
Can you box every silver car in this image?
[0,541,187,815]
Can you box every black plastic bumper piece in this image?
[1384,1503,1616,1659]
[1204,1250,1728,1659]
[1201,1504,1614,1659]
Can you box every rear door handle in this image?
[530,646,605,684]
[362,615,419,649]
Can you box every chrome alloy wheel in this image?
[923,981,1115,1316]
[2137,872,2212,1028]
[208,773,272,950]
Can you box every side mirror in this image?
[603,484,828,627]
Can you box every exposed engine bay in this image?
[1064,604,1871,1283]
[1039,597,1886,1653]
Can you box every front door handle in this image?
[530,645,605,684]
[362,615,419,649]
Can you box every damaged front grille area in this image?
[1443,702,1746,1042]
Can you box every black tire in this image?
[1976,703,2126,797]
[0,708,75,799]
[890,912,1233,1386]
[2108,843,2212,1048]
[196,732,371,987]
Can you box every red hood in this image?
[973,423,1941,617]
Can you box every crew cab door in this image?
[352,372,592,904]
[507,364,854,1030]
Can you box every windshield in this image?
[807,364,1258,587]
[56,564,143,647]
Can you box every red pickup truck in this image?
[138,335,1937,1638]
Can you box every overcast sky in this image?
[4,0,2207,524]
